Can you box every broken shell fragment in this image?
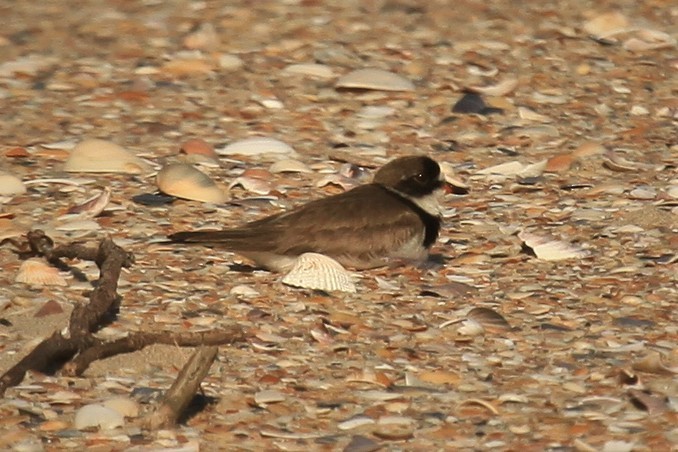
[67,187,111,218]
[467,307,512,334]
[518,106,551,122]
[629,185,656,200]
[518,231,589,261]
[623,29,676,52]
[545,153,576,173]
[64,139,151,174]
[335,68,415,92]
[55,219,101,232]
[468,77,519,97]
[439,162,469,193]
[15,258,67,286]
[269,159,312,174]
[315,174,357,191]
[254,390,286,405]
[477,161,525,176]
[457,319,485,337]
[180,138,220,166]
[572,141,606,159]
[228,176,272,195]
[156,163,227,203]
[282,253,356,293]
[602,151,656,172]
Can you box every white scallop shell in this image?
[0,172,27,196]
[282,253,356,293]
[15,259,67,286]
[156,163,227,203]
[217,137,296,157]
[336,68,415,92]
[64,139,151,174]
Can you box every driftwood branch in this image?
[145,346,219,429]
[63,327,244,376]
[0,231,130,396]
[0,231,245,403]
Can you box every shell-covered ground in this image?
[0,0,676,450]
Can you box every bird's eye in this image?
[414,172,426,183]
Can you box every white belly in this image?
[391,229,428,261]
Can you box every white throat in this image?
[389,186,444,217]
[411,187,444,217]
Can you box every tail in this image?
[168,229,267,246]
[168,230,225,243]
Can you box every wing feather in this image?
[169,185,433,266]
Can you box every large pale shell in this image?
[336,68,415,92]
[74,404,124,430]
[283,63,335,79]
[15,259,67,286]
[217,137,296,157]
[282,253,356,293]
[0,172,27,196]
[156,163,227,203]
[64,139,151,174]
